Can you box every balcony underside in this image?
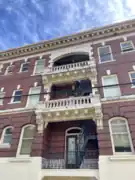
[43,68,97,86]
[41,107,96,122]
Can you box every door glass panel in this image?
[67,137,76,164]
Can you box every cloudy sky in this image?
[0,0,135,50]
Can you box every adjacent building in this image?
[0,19,135,180]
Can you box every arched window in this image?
[17,125,36,156]
[109,117,133,153]
[1,126,13,146]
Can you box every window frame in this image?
[129,71,135,88]
[102,74,121,98]
[5,65,14,75]
[16,124,35,157]
[33,59,45,75]
[109,117,134,155]
[98,45,114,63]
[20,62,29,72]
[0,126,13,148]
[26,86,41,107]
[10,89,23,104]
[120,40,135,53]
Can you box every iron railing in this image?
[42,150,98,169]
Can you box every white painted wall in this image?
[0,157,42,180]
[99,155,135,180]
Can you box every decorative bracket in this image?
[95,106,103,129]
[35,111,48,133]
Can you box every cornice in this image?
[1,19,135,61]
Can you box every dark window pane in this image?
[115,146,131,152]
[22,63,29,72]
[121,42,134,52]
[3,135,12,144]
[6,128,12,134]
[8,66,13,73]
[100,54,112,62]
[131,73,135,79]
[13,90,22,102]
[132,79,135,85]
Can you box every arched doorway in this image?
[65,127,82,169]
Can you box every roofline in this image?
[1,18,135,60]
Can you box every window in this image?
[129,72,135,87]
[102,75,121,98]
[27,87,41,107]
[1,126,13,145]
[0,92,5,105]
[98,46,113,63]
[5,65,14,74]
[120,41,134,52]
[12,89,23,103]
[109,117,133,153]
[34,59,44,74]
[17,125,35,156]
[20,62,29,72]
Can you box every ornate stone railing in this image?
[45,60,96,74]
[42,150,98,169]
[43,96,94,111]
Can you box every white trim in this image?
[16,124,35,157]
[17,85,21,90]
[1,87,4,92]
[26,86,41,108]
[19,62,29,73]
[0,91,5,105]
[0,107,34,115]
[0,126,13,148]
[102,74,121,98]
[120,40,135,53]
[108,117,134,155]
[98,45,114,64]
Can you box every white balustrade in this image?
[45,60,95,74]
[43,96,92,111]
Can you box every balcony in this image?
[36,95,103,131]
[42,60,97,85]
[42,150,98,169]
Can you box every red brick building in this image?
[0,19,135,180]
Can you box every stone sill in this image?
[0,144,10,149]
[109,154,135,161]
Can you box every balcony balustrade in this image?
[43,96,92,111]
[42,150,98,169]
[45,60,95,74]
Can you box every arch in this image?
[16,124,36,156]
[66,127,82,135]
[53,52,89,62]
[52,52,89,66]
[0,126,13,145]
[108,117,134,154]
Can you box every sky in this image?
[0,0,135,50]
